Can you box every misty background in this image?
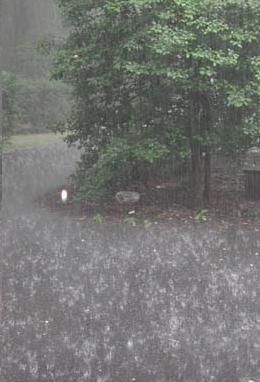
[0,0,70,136]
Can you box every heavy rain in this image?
[1,1,260,381]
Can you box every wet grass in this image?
[4,133,64,153]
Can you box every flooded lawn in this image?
[1,144,260,382]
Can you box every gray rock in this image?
[115,191,140,204]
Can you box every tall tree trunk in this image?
[191,145,211,208]
[203,147,211,205]
[191,144,205,208]
[189,91,212,208]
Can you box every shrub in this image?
[74,137,170,202]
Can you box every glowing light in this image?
[61,189,68,203]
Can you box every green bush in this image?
[74,137,170,202]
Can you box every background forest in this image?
[0,0,71,136]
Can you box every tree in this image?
[54,0,260,207]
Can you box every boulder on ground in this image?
[115,191,141,204]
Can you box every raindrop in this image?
[127,339,134,350]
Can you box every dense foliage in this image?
[54,0,260,206]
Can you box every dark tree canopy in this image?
[54,0,260,206]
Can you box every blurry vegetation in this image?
[0,72,17,138]
[124,216,138,227]
[93,213,104,224]
[241,207,260,219]
[0,71,70,136]
[0,0,71,137]
[54,0,260,208]
[194,209,208,222]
